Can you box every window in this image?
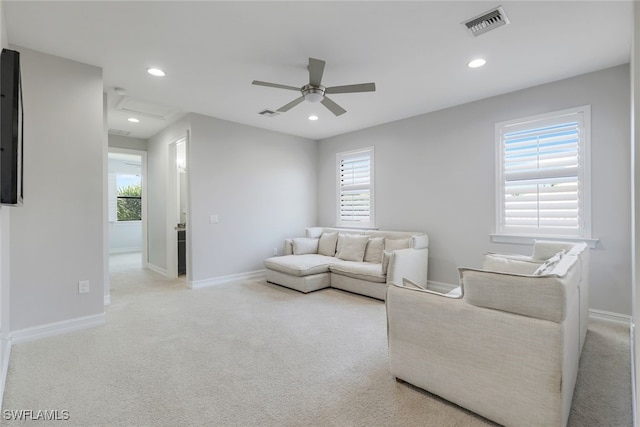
[108,173,142,222]
[337,148,375,228]
[495,106,591,240]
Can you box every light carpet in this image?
[1,261,632,426]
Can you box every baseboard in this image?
[11,313,106,345]
[189,270,266,289]
[146,263,168,277]
[109,247,142,255]
[427,280,457,294]
[0,337,11,407]
[589,309,632,326]
[631,322,637,427]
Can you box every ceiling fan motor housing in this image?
[302,84,325,103]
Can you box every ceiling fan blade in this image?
[252,80,300,91]
[325,82,376,94]
[321,96,346,116]
[277,96,305,112]
[308,58,326,87]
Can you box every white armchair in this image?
[386,241,589,427]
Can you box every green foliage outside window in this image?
[117,184,142,221]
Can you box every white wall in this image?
[109,222,142,253]
[188,114,317,284]
[318,65,631,316]
[9,47,105,330]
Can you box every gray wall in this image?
[147,113,317,282]
[318,65,631,316]
[188,114,317,283]
[9,47,105,330]
[632,2,640,418]
[108,134,147,151]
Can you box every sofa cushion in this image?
[292,238,319,255]
[364,237,384,263]
[318,232,339,256]
[385,238,412,251]
[336,234,370,262]
[330,261,386,283]
[483,254,541,275]
[533,250,565,275]
[264,254,340,277]
[532,240,576,261]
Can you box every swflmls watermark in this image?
[3,409,70,421]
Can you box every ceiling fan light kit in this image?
[252,57,375,117]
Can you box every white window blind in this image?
[337,148,374,227]
[496,106,591,237]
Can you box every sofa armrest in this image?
[387,248,428,288]
[459,267,578,323]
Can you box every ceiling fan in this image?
[252,58,376,116]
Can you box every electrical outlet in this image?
[273,247,278,256]
[78,280,90,294]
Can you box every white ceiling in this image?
[3,1,633,140]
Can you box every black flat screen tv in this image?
[0,48,23,206]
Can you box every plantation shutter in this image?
[339,149,373,225]
[500,111,584,236]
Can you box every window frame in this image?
[108,172,143,222]
[492,105,597,246]
[336,147,375,229]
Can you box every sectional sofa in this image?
[264,227,429,300]
[386,240,589,427]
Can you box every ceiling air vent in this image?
[463,6,509,37]
[258,109,279,117]
[108,129,132,136]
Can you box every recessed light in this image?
[468,58,486,69]
[308,115,319,121]
[147,68,166,77]
[128,117,140,123]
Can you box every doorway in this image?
[107,148,148,276]
[166,136,188,280]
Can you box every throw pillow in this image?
[385,238,411,251]
[292,238,319,255]
[336,234,370,262]
[534,250,565,275]
[364,237,384,263]
[317,232,339,256]
[382,250,394,273]
[483,254,541,275]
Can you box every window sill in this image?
[490,234,599,249]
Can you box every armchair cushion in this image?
[482,253,541,275]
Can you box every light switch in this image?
[209,214,219,224]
